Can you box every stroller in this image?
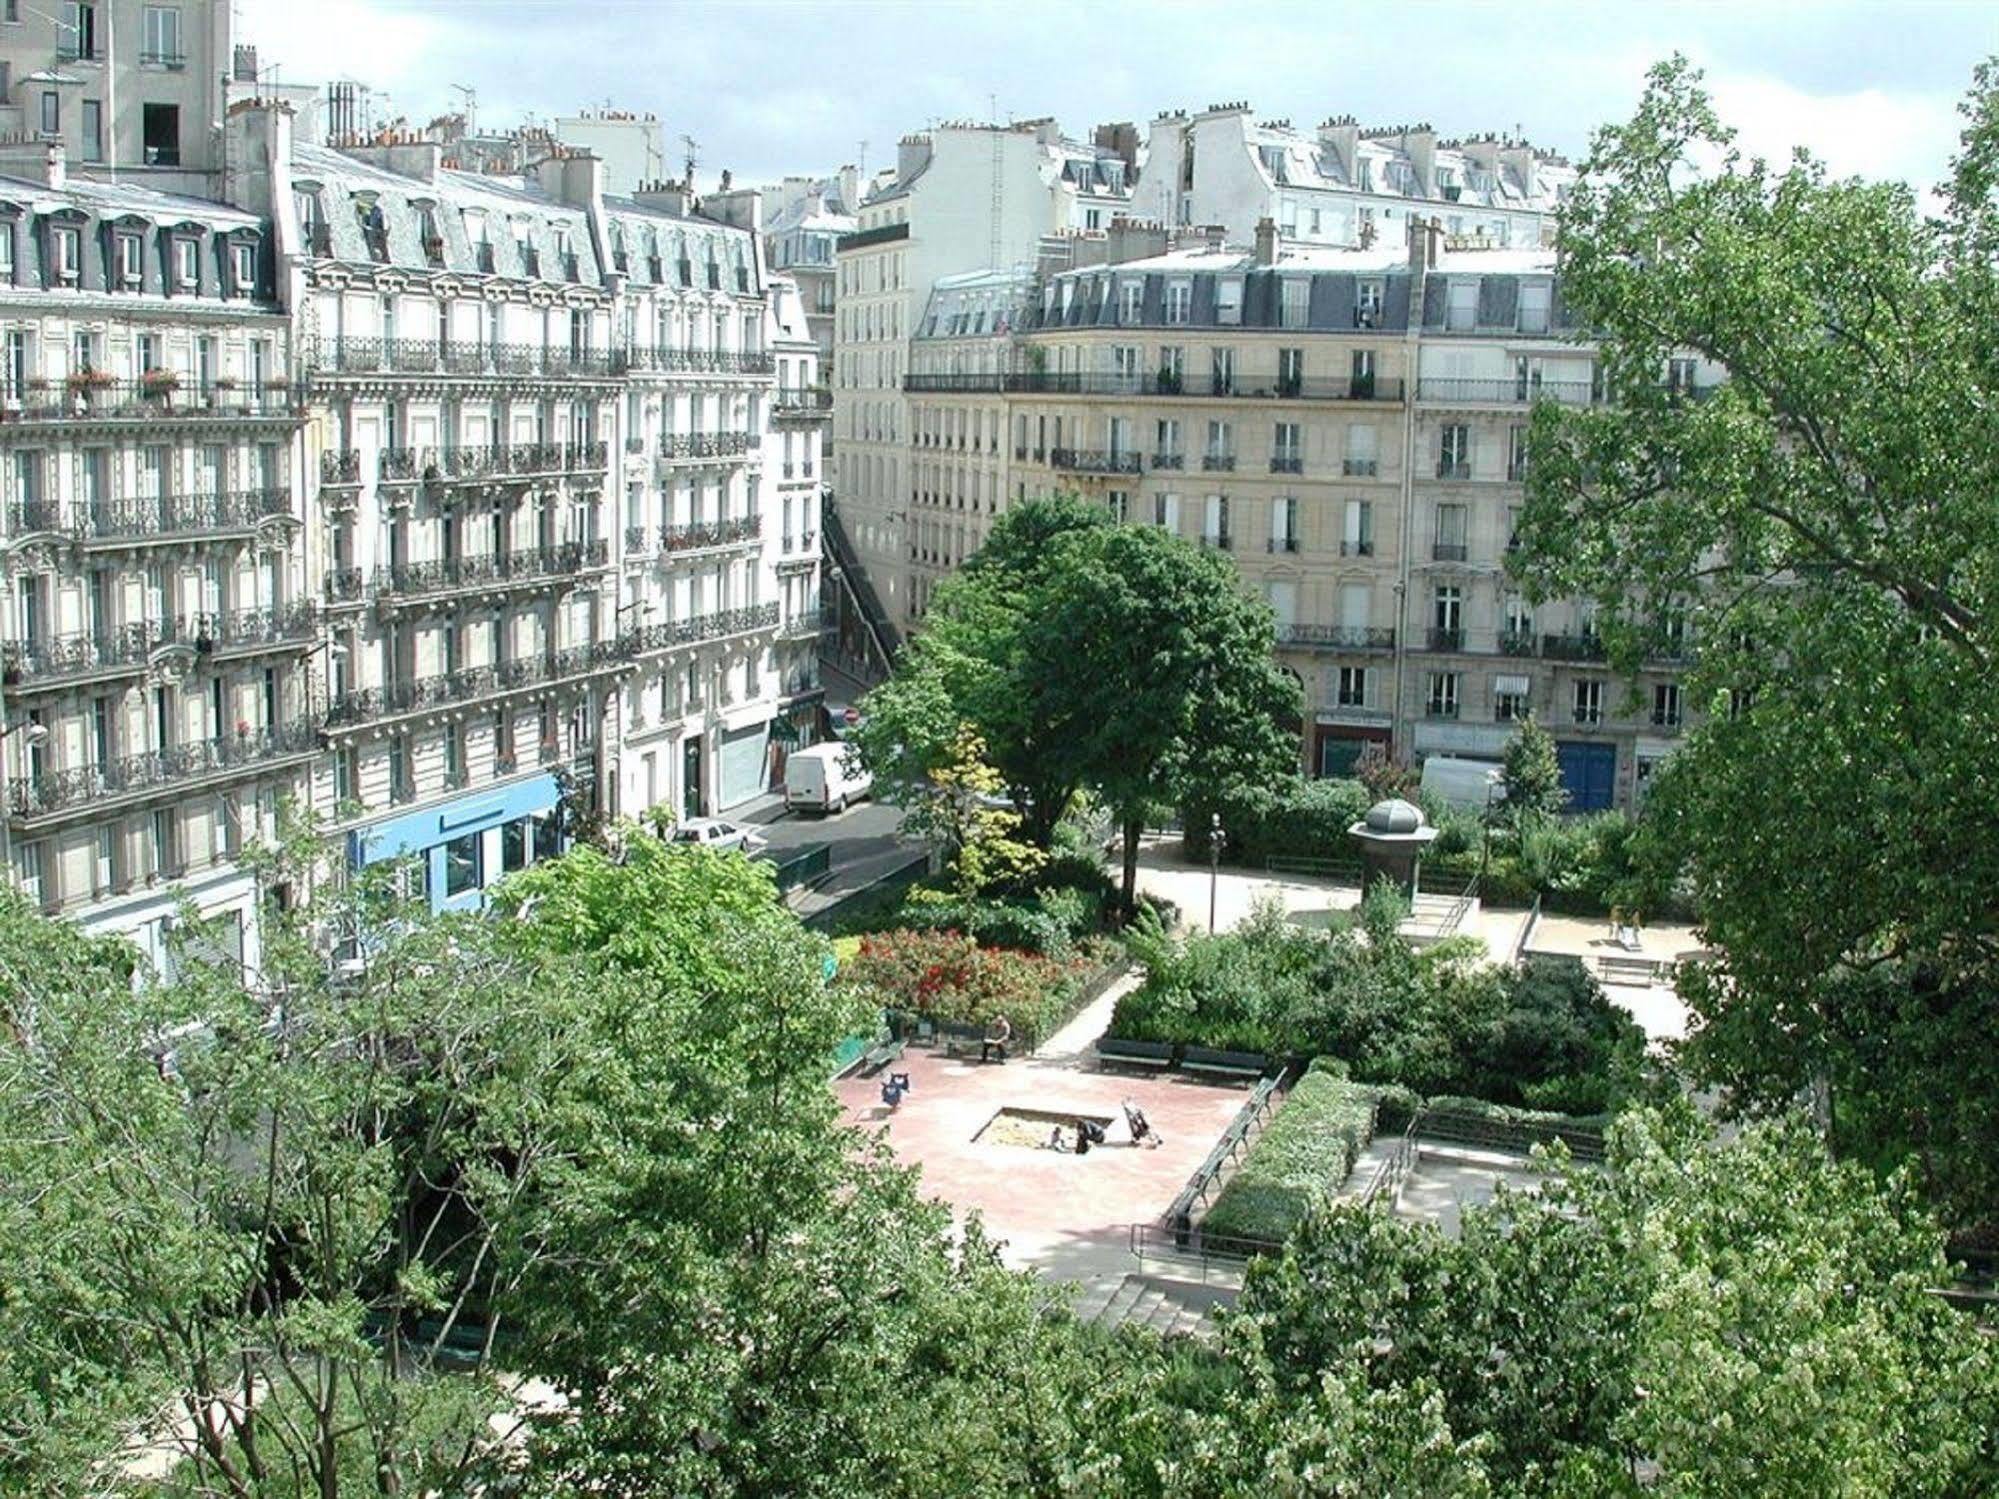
[1122,1099,1161,1149]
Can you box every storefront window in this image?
[532,814,562,864]
[502,819,528,873]
[444,832,482,898]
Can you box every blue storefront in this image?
[348,772,567,913]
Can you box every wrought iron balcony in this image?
[378,446,424,482]
[1270,455,1304,474]
[777,612,822,642]
[621,601,781,657]
[1499,629,1539,657]
[321,450,363,485]
[1276,624,1396,651]
[1340,539,1375,557]
[375,540,610,602]
[325,642,630,729]
[1418,377,1598,406]
[772,389,833,418]
[1201,453,1236,472]
[326,567,365,604]
[1427,627,1465,652]
[1,605,317,689]
[1426,699,1461,720]
[1431,542,1469,562]
[8,721,319,822]
[304,338,617,380]
[1436,459,1472,481]
[650,514,763,555]
[1050,447,1141,475]
[1267,537,1299,554]
[658,431,757,460]
[6,499,68,535]
[1343,458,1380,477]
[904,372,1406,402]
[1542,633,1608,662]
[614,347,775,376]
[75,489,292,543]
[421,441,610,482]
[2,379,298,424]
[1150,452,1185,470]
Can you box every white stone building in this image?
[1130,105,1572,252]
[0,145,307,971]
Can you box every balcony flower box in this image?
[140,369,181,402]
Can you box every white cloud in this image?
[238,0,451,103]
[1706,72,1960,189]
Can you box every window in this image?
[1272,421,1301,473]
[1110,344,1140,382]
[81,99,103,162]
[142,4,180,64]
[1277,346,1303,395]
[142,103,180,167]
[174,237,198,287]
[1432,585,1462,648]
[1446,279,1478,330]
[1152,491,1180,531]
[1652,682,1683,727]
[1519,280,1552,335]
[444,832,481,897]
[1120,279,1142,324]
[1164,281,1191,325]
[117,233,141,284]
[51,226,79,281]
[1344,424,1378,476]
[1204,419,1231,466]
[1280,279,1309,328]
[1203,494,1230,548]
[1438,423,1470,478]
[1153,417,1181,464]
[151,807,180,878]
[1350,348,1376,396]
[1508,423,1530,481]
[1433,503,1467,561]
[1216,276,1243,325]
[1357,279,1384,326]
[1494,674,1532,723]
[1573,679,1604,725]
[1157,345,1184,389]
[1106,489,1128,523]
[503,820,529,873]
[1426,672,1460,719]
[1269,496,1297,552]
[1210,346,1235,395]
[230,242,256,296]
[1342,499,1373,556]
[39,91,57,136]
[1336,666,1369,707]
[136,333,160,373]
[0,231,12,283]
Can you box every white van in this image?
[1418,755,1505,814]
[784,741,874,814]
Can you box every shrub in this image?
[1202,1072,1380,1243]
[1193,778,1372,865]
[837,928,1094,1046]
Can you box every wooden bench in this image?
[1094,1037,1176,1072]
[941,1026,999,1062]
[1180,1046,1268,1082]
[858,1037,906,1076]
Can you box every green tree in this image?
[1497,714,1565,825]
[897,724,1045,901]
[1511,56,1999,1221]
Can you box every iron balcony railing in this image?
[658,431,757,460]
[422,441,610,480]
[628,514,764,556]
[1270,454,1304,474]
[53,489,293,542]
[1276,624,1397,651]
[8,720,320,821]
[1417,377,1598,406]
[375,540,610,600]
[621,601,780,657]
[325,567,365,603]
[1,605,318,688]
[326,642,631,728]
[1432,542,1469,562]
[1542,633,1608,662]
[614,347,776,376]
[1150,451,1185,470]
[1436,459,1472,480]
[1428,627,1465,652]
[2,379,299,423]
[304,338,618,379]
[321,450,364,485]
[1344,458,1380,477]
[903,372,1405,402]
[772,388,833,414]
[1050,447,1141,475]
[1201,453,1236,471]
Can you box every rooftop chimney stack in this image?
[1254,216,1279,266]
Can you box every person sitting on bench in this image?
[1122,1099,1161,1149]
[982,1014,1013,1064]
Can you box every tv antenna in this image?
[450,83,476,135]
[682,133,700,189]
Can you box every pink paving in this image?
[833,1041,1252,1282]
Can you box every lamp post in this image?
[1208,810,1221,934]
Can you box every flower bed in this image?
[838,928,1113,1051]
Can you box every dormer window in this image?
[116,232,141,285]
[230,241,256,297]
[174,236,198,288]
[416,204,443,267]
[51,226,80,283]
[356,199,388,263]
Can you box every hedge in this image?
[1201,1072,1380,1244]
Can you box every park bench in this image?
[1094,1037,1176,1072]
[858,1036,906,1075]
[1597,954,1671,985]
[1179,1046,1268,1082]
[941,1025,999,1062]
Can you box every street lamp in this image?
[1208,810,1222,934]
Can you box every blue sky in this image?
[240,0,1998,193]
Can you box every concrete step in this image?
[1090,1274,1226,1341]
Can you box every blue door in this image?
[1556,741,1617,812]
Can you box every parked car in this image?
[784,742,874,815]
[670,818,768,854]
